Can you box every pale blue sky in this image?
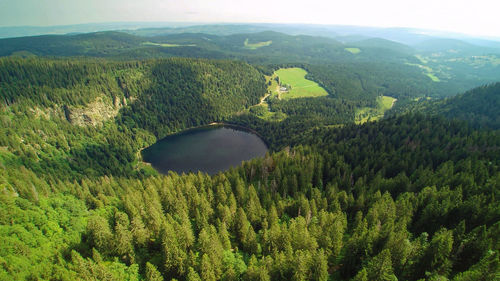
[0,0,499,37]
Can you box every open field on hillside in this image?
[356,96,397,124]
[345,47,361,54]
[406,61,441,82]
[274,68,329,99]
[244,38,272,49]
[142,42,196,47]
[426,73,440,82]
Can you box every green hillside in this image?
[414,82,500,129]
[0,33,499,281]
[1,30,499,100]
[0,57,266,179]
[1,104,498,280]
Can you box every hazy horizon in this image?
[1,0,499,38]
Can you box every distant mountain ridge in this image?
[2,22,500,47]
[1,27,500,102]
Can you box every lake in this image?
[142,125,268,175]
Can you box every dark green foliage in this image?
[0,54,499,280]
[2,111,499,280]
[421,82,500,129]
[0,57,265,180]
[268,97,357,124]
[2,29,498,102]
[305,63,435,104]
[118,58,265,138]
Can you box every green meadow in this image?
[274,68,329,99]
[407,59,441,82]
[244,38,272,49]
[426,73,441,82]
[142,42,196,47]
[345,47,361,54]
[356,95,397,124]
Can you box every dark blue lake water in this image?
[142,125,268,175]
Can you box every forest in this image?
[0,31,499,281]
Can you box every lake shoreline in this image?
[141,124,268,175]
[152,122,267,146]
[138,121,268,174]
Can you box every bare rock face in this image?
[68,97,123,126]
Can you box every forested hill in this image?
[1,113,498,280]
[0,57,266,179]
[2,30,500,102]
[0,46,499,280]
[420,82,500,129]
[0,57,265,132]
[0,30,393,63]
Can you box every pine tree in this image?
[365,249,398,281]
[200,254,216,281]
[145,262,163,281]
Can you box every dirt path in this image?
[276,85,283,100]
[391,98,398,108]
[258,93,270,105]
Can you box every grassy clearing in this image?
[11,51,37,58]
[274,68,329,99]
[345,47,361,54]
[248,104,286,121]
[426,73,440,82]
[406,62,433,72]
[415,96,431,102]
[267,74,280,99]
[448,55,500,67]
[245,75,287,122]
[415,54,428,64]
[379,96,396,110]
[406,62,441,82]
[142,42,196,47]
[244,39,272,50]
[355,96,397,124]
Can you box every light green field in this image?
[379,95,396,110]
[274,68,329,99]
[244,38,272,49]
[355,96,397,124]
[11,51,37,58]
[248,104,286,121]
[345,47,361,54]
[406,62,441,82]
[413,97,433,102]
[406,62,433,72]
[415,54,428,64]
[426,73,440,82]
[142,42,196,47]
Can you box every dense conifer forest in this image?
[0,27,499,280]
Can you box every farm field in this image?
[274,68,329,99]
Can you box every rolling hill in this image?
[418,82,500,129]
